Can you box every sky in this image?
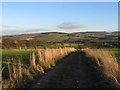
[2,2,118,35]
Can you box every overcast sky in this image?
[2,2,118,35]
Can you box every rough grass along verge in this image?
[81,49,120,88]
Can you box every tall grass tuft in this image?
[38,50,43,66]
[18,58,22,80]
[36,65,44,74]
[44,49,52,69]
[30,52,36,69]
[7,59,13,81]
[23,68,34,80]
[12,62,17,80]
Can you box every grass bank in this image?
[2,48,77,88]
[81,49,120,88]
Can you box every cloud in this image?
[58,22,86,29]
[0,24,18,29]
[1,24,49,35]
[3,28,49,35]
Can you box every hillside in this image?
[2,31,118,42]
[2,31,119,49]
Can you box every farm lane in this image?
[29,51,95,88]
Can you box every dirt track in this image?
[29,51,95,88]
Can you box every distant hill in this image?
[112,31,120,33]
[73,31,109,34]
[2,32,68,41]
[2,31,118,42]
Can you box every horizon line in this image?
[2,30,119,36]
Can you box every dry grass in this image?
[37,48,77,69]
[2,47,77,88]
[12,62,17,80]
[7,59,13,82]
[38,50,43,66]
[18,59,22,80]
[23,68,34,80]
[82,49,119,88]
[118,64,120,87]
[30,52,36,69]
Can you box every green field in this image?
[2,50,43,81]
[2,50,39,67]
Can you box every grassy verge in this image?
[81,49,120,88]
[2,48,77,88]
